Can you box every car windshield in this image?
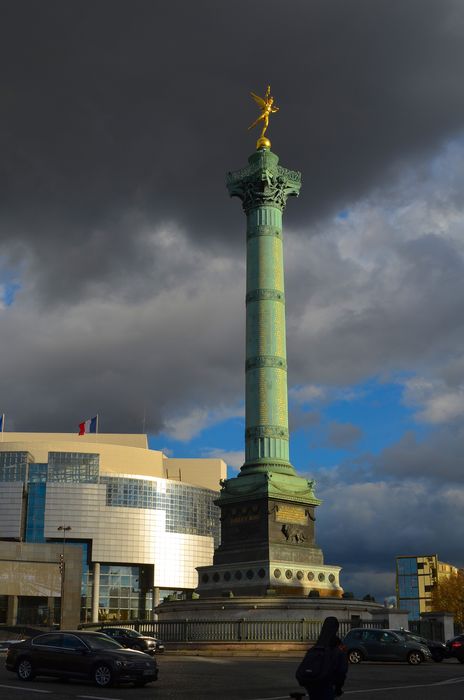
[124,629,142,638]
[84,635,124,650]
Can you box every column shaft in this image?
[91,562,100,623]
[245,205,290,467]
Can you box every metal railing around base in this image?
[81,618,386,643]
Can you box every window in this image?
[380,632,397,643]
[61,634,87,650]
[0,452,31,481]
[33,634,64,648]
[101,475,220,543]
[363,630,381,641]
[48,452,99,483]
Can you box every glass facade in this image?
[97,564,150,621]
[48,452,99,483]
[29,464,48,482]
[396,555,438,620]
[101,476,220,544]
[0,444,222,622]
[0,451,32,481]
[25,483,46,542]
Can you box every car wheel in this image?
[407,651,423,665]
[17,658,35,681]
[458,656,464,664]
[348,649,363,664]
[432,653,443,663]
[93,663,114,688]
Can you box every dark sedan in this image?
[5,630,158,687]
[390,629,447,662]
[101,627,165,654]
[445,634,464,663]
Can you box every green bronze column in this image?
[195,89,342,599]
[227,147,301,475]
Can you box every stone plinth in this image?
[157,596,384,622]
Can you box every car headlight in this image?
[115,660,129,668]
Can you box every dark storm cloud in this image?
[326,421,363,448]
[2,0,464,305]
[375,427,464,482]
[2,0,464,436]
[316,478,464,599]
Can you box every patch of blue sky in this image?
[150,376,431,482]
[149,415,244,461]
[336,209,350,220]
[290,377,429,474]
[3,281,21,306]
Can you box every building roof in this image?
[0,432,226,492]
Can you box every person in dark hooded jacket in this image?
[299,616,348,699]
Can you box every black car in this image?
[445,634,464,663]
[390,629,447,662]
[100,627,165,654]
[343,628,432,664]
[5,630,158,687]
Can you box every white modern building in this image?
[0,432,226,625]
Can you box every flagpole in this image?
[96,414,99,434]
[1,414,4,442]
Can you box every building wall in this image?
[0,482,24,538]
[43,480,215,589]
[0,434,226,489]
[396,554,459,620]
[0,433,226,621]
[0,541,82,628]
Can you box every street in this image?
[1,653,464,699]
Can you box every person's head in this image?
[317,616,340,647]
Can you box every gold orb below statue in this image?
[256,136,271,150]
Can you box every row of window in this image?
[0,452,100,483]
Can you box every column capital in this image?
[226,149,301,213]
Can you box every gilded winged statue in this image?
[248,86,279,141]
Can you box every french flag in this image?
[78,416,98,435]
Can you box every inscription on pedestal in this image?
[275,504,307,525]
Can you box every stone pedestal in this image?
[157,596,383,622]
[421,611,455,642]
[197,485,341,598]
[371,607,409,630]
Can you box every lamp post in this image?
[57,525,71,628]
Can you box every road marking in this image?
[186,657,233,664]
[436,677,464,685]
[0,684,52,694]
[78,696,123,700]
[344,677,464,694]
[248,677,464,700]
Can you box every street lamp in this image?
[57,525,72,628]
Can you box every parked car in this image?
[100,627,165,654]
[343,628,432,664]
[390,629,447,662]
[445,633,464,663]
[5,630,158,687]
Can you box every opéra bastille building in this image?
[0,432,225,627]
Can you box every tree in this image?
[430,570,464,625]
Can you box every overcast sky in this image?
[2,0,464,601]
